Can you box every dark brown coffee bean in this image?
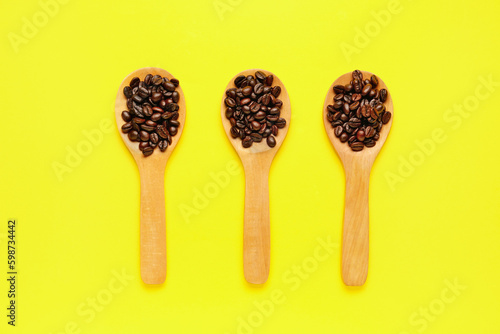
[334,93,344,101]
[350,101,360,110]
[255,71,266,81]
[164,81,175,92]
[140,104,151,117]
[364,139,376,147]
[365,126,375,138]
[169,126,178,136]
[123,86,132,98]
[158,140,168,152]
[128,130,139,141]
[156,125,169,138]
[234,75,246,87]
[121,111,132,122]
[356,130,365,142]
[225,97,236,107]
[250,132,263,142]
[343,102,350,114]
[172,91,179,103]
[340,133,349,142]
[275,118,286,128]
[138,87,149,98]
[142,146,154,156]
[333,85,345,94]
[230,127,240,138]
[121,122,132,133]
[334,100,343,109]
[350,142,364,151]
[133,117,146,124]
[148,132,158,144]
[266,135,276,147]
[362,84,372,96]
[130,77,140,88]
[380,89,387,102]
[150,75,161,86]
[139,131,149,141]
[265,75,273,86]
[382,111,392,124]
[242,136,253,148]
[334,126,343,137]
[271,86,281,97]
[139,141,150,151]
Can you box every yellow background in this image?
[1,0,499,333]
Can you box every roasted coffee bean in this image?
[139,141,150,151]
[225,97,236,107]
[151,113,162,122]
[121,111,132,122]
[123,86,132,98]
[128,130,139,141]
[333,85,345,94]
[158,140,168,152]
[242,136,253,148]
[122,122,133,133]
[275,118,286,128]
[266,135,276,147]
[130,77,140,88]
[143,146,154,156]
[364,139,376,147]
[350,141,364,151]
[149,132,159,144]
[133,117,146,124]
[365,126,375,138]
[142,105,153,117]
[139,131,149,142]
[169,126,178,136]
[356,130,366,142]
[234,75,246,87]
[380,89,388,102]
[265,75,273,86]
[250,132,263,142]
[350,101,360,110]
[334,126,343,137]
[326,70,391,151]
[382,111,392,124]
[271,125,278,136]
[230,126,240,138]
[163,81,175,92]
[272,86,281,97]
[255,71,266,81]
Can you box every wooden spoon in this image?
[221,69,291,284]
[323,71,393,286]
[115,67,185,284]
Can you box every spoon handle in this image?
[342,166,370,286]
[139,164,166,284]
[243,163,270,284]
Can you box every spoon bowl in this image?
[323,70,393,286]
[221,69,291,284]
[115,67,185,284]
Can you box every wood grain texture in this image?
[221,69,291,284]
[323,71,393,286]
[115,67,185,285]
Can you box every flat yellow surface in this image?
[1,0,499,333]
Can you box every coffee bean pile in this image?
[326,70,391,152]
[225,71,286,148]
[121,74,181,157]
